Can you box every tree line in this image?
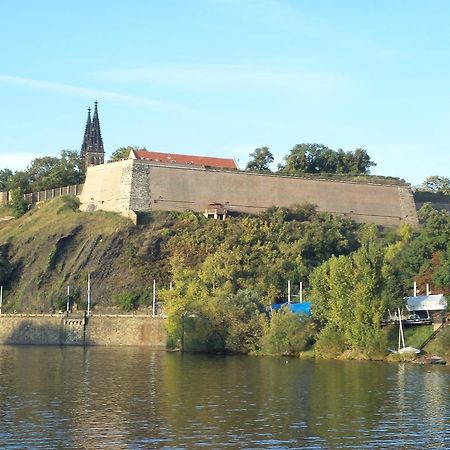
[106,203,449,358]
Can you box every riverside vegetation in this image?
[0,195,448,359]
[0,145,448,359]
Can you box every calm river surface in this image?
[0,346,448,449]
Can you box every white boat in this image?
[393,308,421,354]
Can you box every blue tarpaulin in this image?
[271,302,311,316]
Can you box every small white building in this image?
[406,294,447,312]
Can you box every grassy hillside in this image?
[0,197,362,314]
[0,197,152,312]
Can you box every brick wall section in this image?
[0,315,167,347]
[86,316,166,347]
[129,160,152,211]
[0,315,85,345]
[79,159,134,213]
[148,164,419,227]
[80,160,419,227]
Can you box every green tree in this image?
[108,146,147,162]
[278,143,376,175]
[8,188,29,218]
[261,310,315,355]
[0,169,13,191]
[245,147,274,172]
[8,150,84,193]
[310,243,387,356]
[420,175,450,195]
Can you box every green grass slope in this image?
[0,197,158,312]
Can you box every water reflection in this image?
[0,347,449,449]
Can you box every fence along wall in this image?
[0,184,84,205]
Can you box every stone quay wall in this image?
[81,159,419,227]
[0,314,167,347]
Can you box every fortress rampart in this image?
[80,159,419,227]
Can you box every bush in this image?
[314,324,347,358]
[115,290,140,311]
[261,310,316,356]
[57,195,80,214]
[8,188,29,218]
[427,327,450,359]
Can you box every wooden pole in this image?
[0,286,3,315]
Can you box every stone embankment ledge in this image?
[0,314,167,347]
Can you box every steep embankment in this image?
[0,198,163,312]
[0,197,363,314]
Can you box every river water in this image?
[0,346,448,449]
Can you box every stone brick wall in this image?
[86,316,166,347]
[80,159,419,227]
[0,315,167,347]
[79,159,134,213]
[147,164,418,227]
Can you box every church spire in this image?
[80,102,105,168]
[80,107,92,159]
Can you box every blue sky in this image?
[0,0,449,185]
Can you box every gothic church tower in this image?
[81,101,104,168]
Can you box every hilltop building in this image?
[130,149,238,170]
[80,102,104,169]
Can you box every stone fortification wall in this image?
[80,159,134,213]
[86,316,166,346]
[414,192,450,213]
[81,159,419,227]
[0,315,166,347]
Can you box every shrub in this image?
[8,188,29,218]
[115,290,140,311]
[261,310,316,356]
[314,323,346,358]
[57,195,80,214]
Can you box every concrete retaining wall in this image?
[0,315,167,347]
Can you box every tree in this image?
[420,176,450,195]
[8,188,29,218]
[278,143,376,175]
[310,243,387,355]
[8,150,84,193]
[245,147,274,173]
[108,146,146,162]
[0,169,13,191]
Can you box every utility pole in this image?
[299,282,303,303]
[0,286,3,315]
[152,279,156,318]
[87,273,91,317]
[287,280,291,304]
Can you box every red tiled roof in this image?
[133,150,238,170]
